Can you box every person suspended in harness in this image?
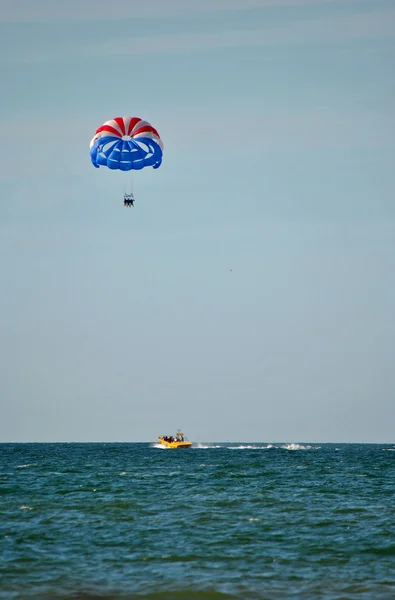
[123,193,135,207]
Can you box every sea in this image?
[1,442,394,600]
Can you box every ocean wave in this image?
[3,591,237,600]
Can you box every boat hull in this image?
[157,437,192,449]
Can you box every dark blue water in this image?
[1,442,394,599]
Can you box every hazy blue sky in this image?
[0,0,394,443]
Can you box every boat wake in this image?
[227,443,320,450]
[281,443,321,451]
[194,443,222,449]
[228,444,273,450]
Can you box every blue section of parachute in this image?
[90,136,163,172]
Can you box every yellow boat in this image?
[157,430,193,449]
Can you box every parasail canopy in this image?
[90,116,163,172]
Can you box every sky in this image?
[0,0,394,443]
